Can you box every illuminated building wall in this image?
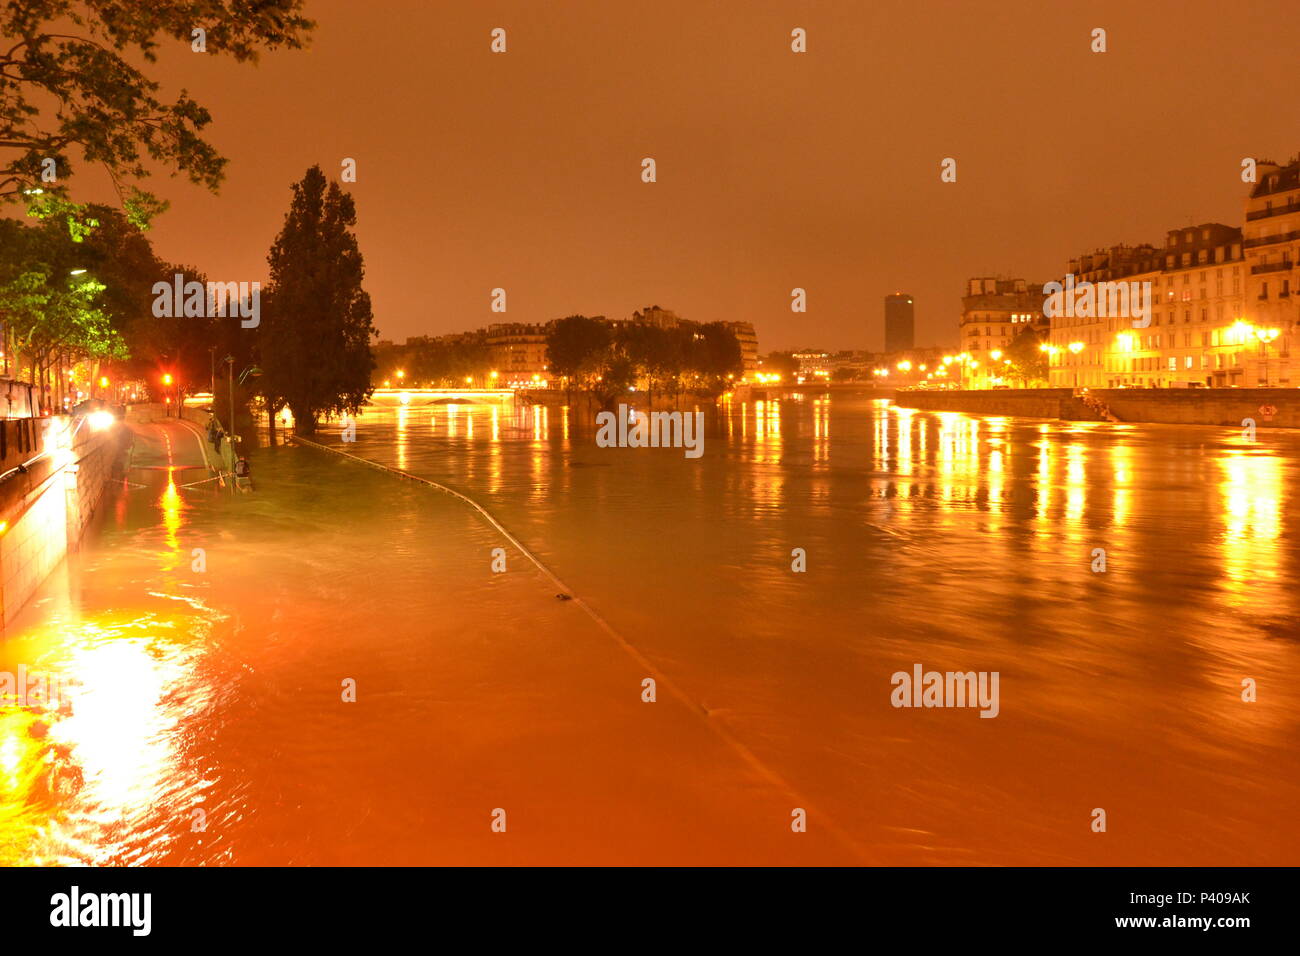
[959,278,1047,388]
[1243,157,1300,386]
[1040,156,1300,389]
[1048,227,1248,389]
[487,323,551,387]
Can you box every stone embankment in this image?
[894,388,1297,428]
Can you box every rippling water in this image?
[2,396,1298,864]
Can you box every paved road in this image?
[125,418,218,486]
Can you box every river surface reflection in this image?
[2,397,1297,864]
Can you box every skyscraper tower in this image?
[884,293,915,353]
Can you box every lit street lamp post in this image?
[1253,327,1280,386]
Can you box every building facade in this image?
[1047,244,1160,388]
[630,305,682,329]
[722,321,760,375]
[1046,225,1249,388]
[1038,156,1300,389]
[884,293,915,353]
[487,323,551,387]
[1242,157,1300,386]
[959,278,1046,388]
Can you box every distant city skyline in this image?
[21,0,1298,353]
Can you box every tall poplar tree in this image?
[260,165,375,435]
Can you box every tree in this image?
[762,351,799,380]
[693,321,743,393]
[0,1,313,217]
[617,321,683,405]
[546,315,611,395]
[73,205,220,392]
[0,201,125,404]
[1004,326,1049,386]
[259,165,375,435]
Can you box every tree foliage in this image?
[1004,325,1049,385]
[0,0,314,215]
[0,201,126,385]
[545,314,743,405]
[374,336,491,387]
[259,165,375,434]
[546,315,611,388]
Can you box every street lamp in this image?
[221,356,262,456]
[1253,327,1280,386]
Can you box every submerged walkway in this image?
[0,435,861,865]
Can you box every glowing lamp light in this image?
[162,373,173,386]
[99,376,110,387]
[1068,341,1085,354]
[1253,327,1280,344]
[399,391,411,405]
[989,350,1003,361]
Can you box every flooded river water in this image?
[2,396,1297,864]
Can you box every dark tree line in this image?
[0,163,377,441]
[374,336,492,388]
[546,315,743,406]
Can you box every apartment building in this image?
[959,277,1046,388]
[1242,156,1300,385]
[1047,225,1250,387]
